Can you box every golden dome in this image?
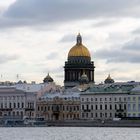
[107,74,112,80]
[104,74,115,84]
[68,33,91,58]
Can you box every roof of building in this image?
[15,83,46,92]
[41,92,80,101]
[131,85,140,93]
[0,87,25,94]
[82,82,137,95]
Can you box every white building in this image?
[127,86,140,118]
[0,87,36,120]
[80,82,140,120]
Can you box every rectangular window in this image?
[139,104,140,111]
[82,113,84,118]
[91,113,93,118]
[82,105,84,110]
[124,104,126,110]
[91,105,93,110]
[77,106,79,111]
[128,104,131,111]
[100,105,102,110]
[86,113,88,118]
[128,113,131,117]
[105,113,107,117]
[115,104,117,110]
[95,113,98,117]
[110,105,112,110]
[86,105,89,110]
[100,113,102,118]
[133,97,136,101]
[119,104,122,110]
[105,104,107,110]
[48,106,50,111]
[133,104,136,111]
[96,105,98,110]
[38,106,40,111]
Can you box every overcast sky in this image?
[0,0,140,85]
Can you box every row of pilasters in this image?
[65,69,94,82]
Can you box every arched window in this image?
[13,111,15,116]
[18,103,20,108]
[14,103,16,108]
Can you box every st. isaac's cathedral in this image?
[64,33,95,88]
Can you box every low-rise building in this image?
[127,86,140,118]
[80,82,138,120]
[36,92,80,121]
[0,87,36,120]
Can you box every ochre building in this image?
[36,93,80,121]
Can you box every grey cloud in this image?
[60,34,75,43]
[123,38,140,51]
[132,28,140,34]
[60,33,91,43]
[55,74,63,78]
[43,65,63,74]
[92,18,118,27]
[0,54,19,64]
[95,49,140,63]
[46,52,59,60]
[95,38,140,63]
[1,0,140,28]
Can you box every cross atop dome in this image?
[76,33,82,45]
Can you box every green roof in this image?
[83,84,135,94]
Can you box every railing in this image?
[83,110,91,112]
[25,108,34,111]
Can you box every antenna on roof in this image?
[16,74,19,81]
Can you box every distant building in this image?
[64,33,95,88]
[36,92,80,121]
[0,87,36,120]
[127,86,140,117]
[80,82,140,120]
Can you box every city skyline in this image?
[0,0,140,85]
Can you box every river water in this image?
[0,127,140,140]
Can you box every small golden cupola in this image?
[104,74,115,84]
[43,73,54,83]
